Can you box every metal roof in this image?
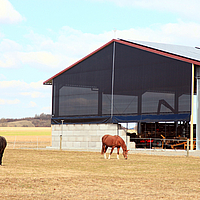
[43,39,200,85]
[121,39,200,63]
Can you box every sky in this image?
[1,0,200,119]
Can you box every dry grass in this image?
[1,149,200,200]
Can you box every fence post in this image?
[60,135,62,150]
[13,136,16,149]
[37,136,38,150]
[187,138,189,157]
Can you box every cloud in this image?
[0,80,50,92]
[20,91,46,98]
[41,106,51,113]
[115,20,200,47]
[95,0,200,21]
[0,98,20,105]
[0,39,23,68]
[0,0,25,24]
[0,74,6,80]
[19,51,62,69]
[0,53,20,68]
[1,20,200,71]
[0,39,22,52]
[28,101,37,108]
[0,28,109,70]
[0,80,26,88]
[0,79,51,117]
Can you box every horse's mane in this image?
[117,136,127,151]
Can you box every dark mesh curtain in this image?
[114,43,191,116]
[52,42,191,124]
[53,43,113,122]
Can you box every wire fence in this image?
[5,136,51,150]
[3,135,199,152]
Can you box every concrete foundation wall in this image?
[49,124,130,152]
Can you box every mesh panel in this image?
[52,42,191,123]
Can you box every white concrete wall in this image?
[48,123,130,152]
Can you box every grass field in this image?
[0,127,52,149]
[0,127,51,136]
[1,149,200,199]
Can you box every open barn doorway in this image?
[125,122,196,150]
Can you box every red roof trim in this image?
[43,39,200,85]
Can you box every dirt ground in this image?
[1,149,200,200]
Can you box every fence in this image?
[5,136,51,150]
[130,137,197,150]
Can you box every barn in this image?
[43,39,200,151]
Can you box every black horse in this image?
[0,136,7,165]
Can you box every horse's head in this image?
[123,149,129,159]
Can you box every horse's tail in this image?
[101,135,108,154]
[101,144,104,154]
[101,135,104,154]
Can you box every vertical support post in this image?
[150,138,151,149]
[175,121,178,137]
[111,41,116,119]
[60,135,62,150]
[60,120,64,150]
[190,64,194,150]
[52,79,54,116]
[138,122,141,135]
[196,66,200,150]
[187,138,189,157]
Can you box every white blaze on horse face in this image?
[104,153,107,159]
[117,154,119,159]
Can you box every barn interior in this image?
[126,121,196,149]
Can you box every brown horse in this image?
[0,136,7,166]
[101,134,129,159]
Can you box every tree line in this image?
[0,113,51,127]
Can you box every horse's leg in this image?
[0,151,3,165]
[117,147,120,159]
[108,146,115,159]
[104,146,108,159]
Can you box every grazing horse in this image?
[101,135,129,159]
[0,136,7,166]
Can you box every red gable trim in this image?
[43,39,200,85]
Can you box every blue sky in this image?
[0,0,200,119]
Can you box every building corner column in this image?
[190,64,194,150]
[196,66,200,150]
